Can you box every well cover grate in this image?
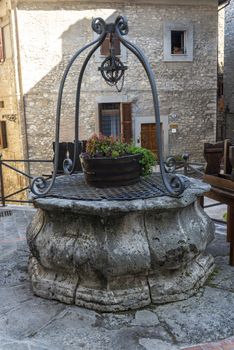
[43,173,190,201]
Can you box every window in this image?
[171,31,185,55]
[98,102,132,143]
[0,121,7,148]
[218,75,224,98]
[218,75,224,113]
[0,28,5,63]
[101,33,121,56]
[99,103,121,138]
[164,22,193,62]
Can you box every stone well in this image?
[27,174,215,312]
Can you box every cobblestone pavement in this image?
[0,202,234,350]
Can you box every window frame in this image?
[98,102,133,143]
[171,30,186,55]
[99,103,121,138]
[164,22,193,62]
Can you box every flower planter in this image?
[80,154,142,187]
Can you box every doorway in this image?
[141,123,162,156]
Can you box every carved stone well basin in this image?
[27,174,215,312]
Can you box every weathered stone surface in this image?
[0,208,35,287]
[149,254,214,304]
[206,223,229,257]
[156,287,234,344]
[28,257,79,305]
[0,283,33,317]
[0,342,31,350]
[75,275,151,312]
[27,177,215,311]
[27,307,112,350]
[132,310,160,327]
[0,245,30,287]
[145,200,214,270]
[107,326,172,350]
[94,313,134,330]
[0,295,66,340]
[139,338,179,350]
[206,255,234,293]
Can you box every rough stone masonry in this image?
[13,0,218,176]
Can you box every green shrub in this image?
[127,145,157,176]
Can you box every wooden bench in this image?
[202,140,234,266]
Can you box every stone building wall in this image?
[0,0,27,202]
[224,0,234,142]
[14,0,218,176]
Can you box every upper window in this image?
[164,22,193,62]
[171,30,185,55]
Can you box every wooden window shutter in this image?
[121,102,132,144]
[0,28,5,63]
[113,34,120,55]
[101,33,120,56]
[0,121,7,148]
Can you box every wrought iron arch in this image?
[31,16,185,197]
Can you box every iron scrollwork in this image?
[31,16,185,197]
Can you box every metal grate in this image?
[0,210,12,218]
[43,173,190,201]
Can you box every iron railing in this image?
[0,155,53,206]
[0,152,227,225]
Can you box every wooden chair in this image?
[52,141,86,173]
[202,139,234,265]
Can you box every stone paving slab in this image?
[156,286,234,344]
[0,205,233,350]
[203,198,227,223]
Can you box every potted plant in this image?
[80,134,156,188]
